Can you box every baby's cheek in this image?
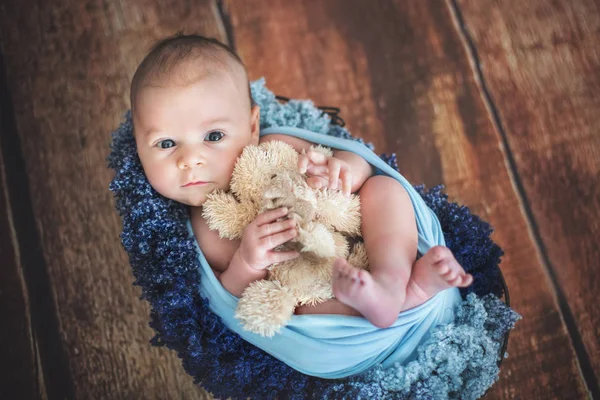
[147,168,176,198]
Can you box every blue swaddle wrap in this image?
[186,125,462,379]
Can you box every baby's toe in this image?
[434,261,450,275]
[448,274,463,286]
[333,258,347,272]
[442,268,457,281]
[332,268,342,280]
[344,264,357,279]
[356,269,370,285]
[461,274,473,286]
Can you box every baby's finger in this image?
[298,153,310,174]
[307,150,328,165]
[268,249,300,264]
[255,207,289,226]
[305,165,328,178]
[328,159,341,190]
[260,227,297,250]
[340,169,352,196]
[307,175,328,189]
[258,218,296,239]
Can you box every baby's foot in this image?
[332,258,403,328]
[405,246,473,308]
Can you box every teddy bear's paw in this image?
[235,280,298,337]
[202,192,259,239]
[307,144,334,158]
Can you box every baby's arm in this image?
[260,134,374,192]
[330,149,375,193]
[218,207,299,297]
[219,250,268,297]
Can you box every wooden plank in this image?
[0,0,224,398]
[226,0,589,397]
[456,0,600,396]
[0,49,43,400]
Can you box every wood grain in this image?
[457,0,600,395]
[0,49,43,400]
[226,0,588,397]
[0,0,224,398]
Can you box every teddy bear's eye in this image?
[271,174,277,179]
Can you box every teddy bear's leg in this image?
[297,222,337,258]
[315,191,362,237]
[269,259,335,307]
[295,260,336,305]
[348,241,369,271]
[235,279,298,337]
[202,191,259,239]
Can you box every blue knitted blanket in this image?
[107,78,521,399]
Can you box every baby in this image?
[132,34,473,329]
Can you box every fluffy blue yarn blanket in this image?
[107,78,521,399]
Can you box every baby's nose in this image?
[177,149,205,169]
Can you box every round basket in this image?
[107,84,519,400]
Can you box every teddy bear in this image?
[202,139,369,337]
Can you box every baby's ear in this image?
[250,105,261,145]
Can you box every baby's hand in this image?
[238,207,300,271]
[298,149,352,196]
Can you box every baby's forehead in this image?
[136,58,248,104]
[164,54,246,87]
[133,67,249,129]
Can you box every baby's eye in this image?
[157,139,176,149]
[205,131,224,142]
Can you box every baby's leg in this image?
[331,175,416,327]
[332,176,472,328]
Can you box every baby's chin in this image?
[178,195,207,208]
[158,186,214,207]
[157,189,207,207]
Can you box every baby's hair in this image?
[130,32,255,113]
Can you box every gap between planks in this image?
[0,48,74,400]
[445,0,598,398]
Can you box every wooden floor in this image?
[1,0,598,399]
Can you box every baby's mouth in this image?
[183,181,210,187]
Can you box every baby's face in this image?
[133,73,259,207]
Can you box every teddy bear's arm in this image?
[202,190,259,240]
